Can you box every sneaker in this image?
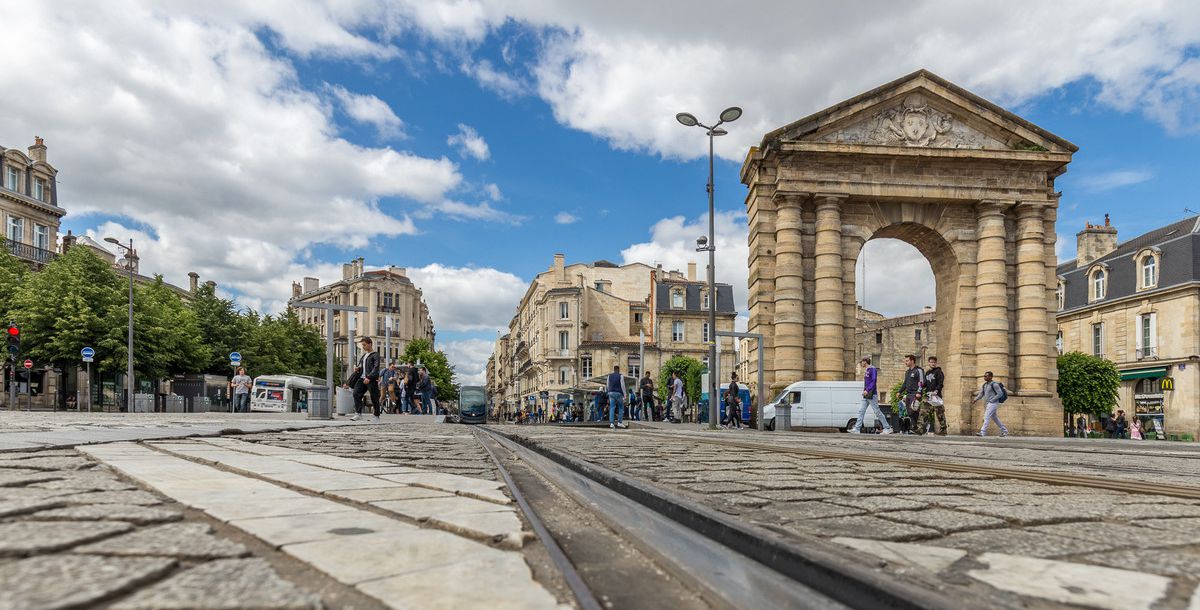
[618,422,628,429]
[880,429,894,435]
[610,423,615,429]
[848,428,861,434]
[975,432,985,437]
[1000,431,1009,437]
[372,415,380,423]
[350,414,360,421]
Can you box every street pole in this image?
[385,315,392,365]
[325,309,334,387]
[126,239,134,411]
[85,361,90,412]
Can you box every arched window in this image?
[1141,255,1157,288]
[1091,269,1107,301]
[1056,280,1065,310]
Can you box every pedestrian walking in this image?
[606,365,628,429]
[901,355,924,434]
[1115,410,1128,439]
[230,367,252,413]
[971,371,1009,437]
[1076,415,1088,438]
[640,371,656,421]
[380,362,397,414]
[1131,417,1144,440]
[417,366,434,416]
[668,370,685,424]
[725,372,743,429]
[919,356,948,435]
[404,366,421,414]
[851,357,893,434]
[345,337,381,422]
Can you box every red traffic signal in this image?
[6,325,17,336]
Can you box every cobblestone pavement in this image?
[499,425,1200,610]
[0,447,347,610]
[243,423,499,480]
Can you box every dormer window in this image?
[1089,267,1107,302]
[1056,279,1065,311]
[671,289,684,309]
[4,166,19,192]
[1136,248,1161,290]
[701,290,709,309]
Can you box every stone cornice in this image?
[0,188,65,218]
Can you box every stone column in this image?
[975,201,1011,381]
[772,192,807,386]
[814,194,847,380]
[1015,203,1049,393]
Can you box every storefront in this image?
[1122,367,1170,439]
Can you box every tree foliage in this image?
[189,282,248,374]
[238,308,325,378]
[0,248,28,324]
[1057,351,1121,417]
[400,338,458,400]
[97,277,210,380]
[658,355,704,402]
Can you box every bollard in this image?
[307,386,332,420]
[775,403,792,432]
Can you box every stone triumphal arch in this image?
[742,70,1076,435]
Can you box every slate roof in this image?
[655,282,736,314]
[1059,216,1200,312]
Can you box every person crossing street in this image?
[920,356,948,435]
[901,354,924,434]
[972,371,1010,437]
[606,365,628,429]
[851,357,892,434]
[345,337,381,422]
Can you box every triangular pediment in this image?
[764,70,1076,153]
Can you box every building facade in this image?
[1056,215,1200,439]
[854,307,938,401]
[292,258,435,367]
[490,254,737,417]
[2,137,63,268]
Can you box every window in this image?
[6,216,23,242]
[559,302,569,320]
[559,331,569,351]
[33,178,46,202]
[915,329,922,342]
[702,355,710,370]
[702,291,709,309]
[33,224,49,251]
[1092,323,1103,357]
[672,321,684,342]
[1136,313,1157,359]
[671,290,684,309]
[627,355,640,379]
[559,367,570,384]
[1092,269,1107,301]
[633,312,643,324]
[594,281,605,292]
[4,167,19,191]
[580,355,592,379]
[382,292,393,308]
[1141,256,1157,289]
[1057,281,1065,310]
[875,331,883,344]
[1056,331,1064,355]
[702,322,710,343]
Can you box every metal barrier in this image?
[307,386,332,420]
[132,393,155,413]
[191,396,211,413]
[165,395,186,413]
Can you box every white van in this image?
[250,374,323,413]
[763,381,877,431]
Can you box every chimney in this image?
[188,272,199,292]
[61,229,76,253]
[291,281,301,298]
[1076,214,1118,268]
[356,257,365,277]
[203,280,216,291]
[303,277,319,292]
[342,262,354,280]
[687,262,697,282]
[553,253,565,282]
[27,137,46,164]
[387,266,406,277]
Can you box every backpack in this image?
[993,382,1008,403]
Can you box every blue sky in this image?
[3,2,1199,383]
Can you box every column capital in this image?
[772,191,809,209]
[1014,201,1046,218]
[814,192,849,204]
[976,199,1013,217]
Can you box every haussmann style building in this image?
[1056,214,1200,439]
[491,254,736,419]
[2,137,62,268]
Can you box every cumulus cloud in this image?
[620,210,750,312]
[422,200,523,224]
[855,239,936,317]
[442,338,495,385]
[462,59,526,99]
[328,84,404,138]
[406,264,527,332]
[447,124,490,160]
[554,212,579,224]
[484,183,503,201]
[0,2,459,311]
[1079,169,1154,193]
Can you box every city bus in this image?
[249,374,324,413]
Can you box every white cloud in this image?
[423,200,523,224]
[328,84,404,138]
[620,210,750,313]
[447,123,490,160]
[0,2,459,312]
[406,264,527,332]
[855,239,936,317]
[1079,169,1153,192]
[462,59,526,99]
[442,338,495,385]
[554,212,579,224]
[484,183,503,201]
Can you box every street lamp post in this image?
[104,237,135,412]
[676,106,742,430]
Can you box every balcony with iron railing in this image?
[1136,345,1158,360]
[4,237,56,266]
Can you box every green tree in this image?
[1057,351,1120,418]
[99,277,209,381]
[9,247,123,369]
[400,338,458,400]
[0,248,28,324]
[240,308,324,378]
[658,355,704,403]
[189,282,248,374]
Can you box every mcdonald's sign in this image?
[1162,377,1175,391]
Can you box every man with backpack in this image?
[901,354,924,434]
[920,356,948,436]
[851,357,893,434]
[971,371,1009,437]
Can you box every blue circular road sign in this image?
[81,347,95,359]
[229,351,242,363]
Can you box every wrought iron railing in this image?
[3,238,55,265]
[1136,346,1158,360]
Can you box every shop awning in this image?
[1120,367,1168,381]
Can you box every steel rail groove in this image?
[631,430,1200,500]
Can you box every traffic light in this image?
[6,324,18,358]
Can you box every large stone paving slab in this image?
[0,520,133,556]
[27,503,183,525]
[0,554,175,610]
[111,558,321,610]
[75,522,249,559]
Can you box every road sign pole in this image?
[85,361,90,412]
